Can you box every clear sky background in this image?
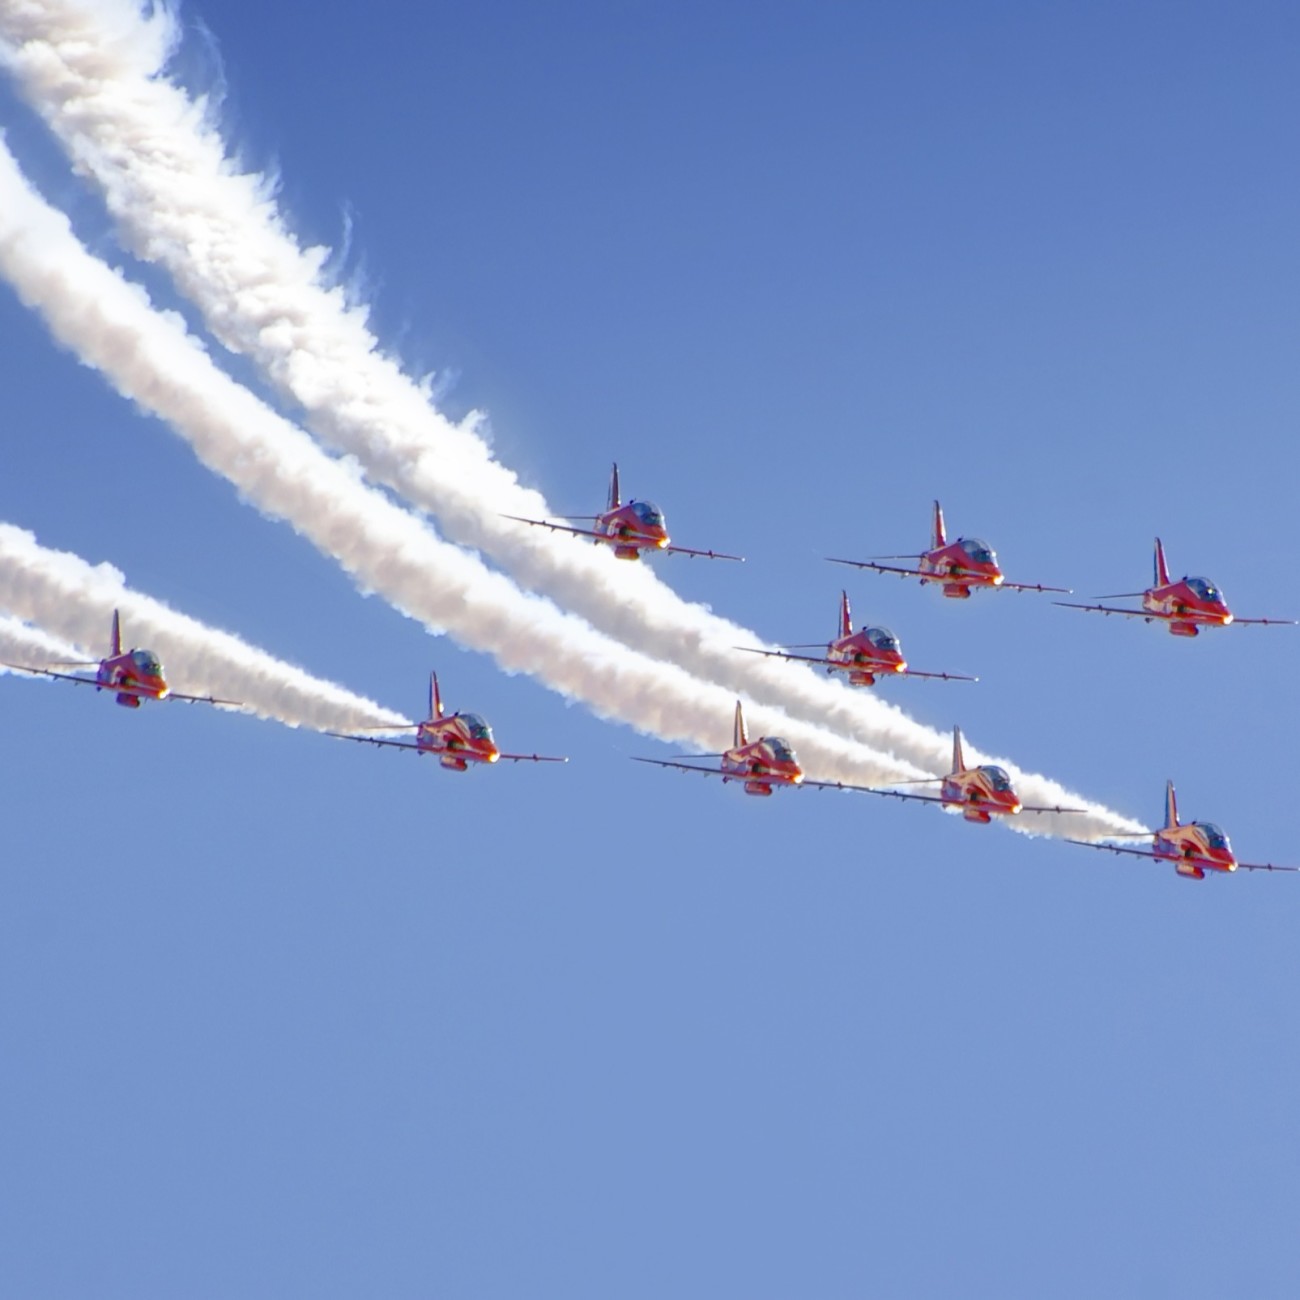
[2,2,1300,1296]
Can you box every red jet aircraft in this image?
[859,726,1086,822]
[737,590,976,687]
[829,501,1069,599]
[505,463,744,562]
[4,610,234,708]
[633,702,804,796]
[329,672,567,771]
[1067,781,1297,879]
[1055,538,1295,637]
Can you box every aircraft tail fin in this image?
[839,590,852,639]
[110,609,122,657]
[932,500,947,550]
[733,700,748,748]
[1154,538,1171,588]
[951,724,966,774]
[430,671,444,720]
[1164,780,1179,830]
[607,462,621,512]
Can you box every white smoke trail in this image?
[0,611,83,668]
[0,523,406,730]
[0,0,1050,787]
[0,5,1143,836]
[0,140,991,809]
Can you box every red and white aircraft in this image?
[505,463,744,562]
[633,702,804,796]
[330,672,567,771]
[738,590,976,686]
[1055,538,1295,637]
[860,726,1086,822]
[4,610,234,709]
[829,501,1069,599]
[1068,781,1297,879]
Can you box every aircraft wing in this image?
[497,752,569,764]
[736,646,839,669]
[168,690,243,707]
[1053,601,1155,619]
[662,543,745,562]
[901,668,979,683]
[631,756,725,778]
[1067,839,1298,871]
[1066,839,1162,860]
[3,664,101,686]
[1230,617,1298,627]
[1017,802,1090,815]
[801,780,950,803]
[327,731,422,753]
[826,557,929,579]
[999,580,1073,595]
[501,515,607,542]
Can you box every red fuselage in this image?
[826,628,907,686]
[416,713,501,770]
[596,500,670,560]
[941,766,1023,822]
[920,538,1004,599]
[721,737,804,797]
[97,649,169,708]
[1142,577,1233,637]
[1153,822,1237,880]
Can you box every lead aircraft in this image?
[4,610,234,708]
[329,672,567,771]
[860,726,1086,822]
[737,590,976,686]
[829,501,1069,599]
[1055,538,1295,637]
[505,463,744,562]
[1067,781,1297,879]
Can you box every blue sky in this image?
[2,1,1300,1295]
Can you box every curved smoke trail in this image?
[0,0,1068,790]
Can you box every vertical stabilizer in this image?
[607,463,621,512]
[839,590,852,640]
[430,671,444,720]
[932,501,947,550]
[110,609,122,657]
[733,700,748,748]
[951,725,966,774]
[1163,780,1179,830]
[1154,538,1171,588]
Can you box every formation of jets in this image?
[6,475,1294,882]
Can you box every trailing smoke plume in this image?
[0,0,1083,793]
[0,523,405,730]
[0,141,978,807]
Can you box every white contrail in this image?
[0,0,1061,790]
[0,140,997,811]
[0,612,83,668]
[0,523,406,730]
[0,5,1142,836]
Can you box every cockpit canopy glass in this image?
[131,649,162,676]
[461,713,494,742]
[984,765,1013,792]
[1197,822,1231,851]
[865,627,900,652]
[960,538,996,565]
[767,738,796,764]
[1186,577,1223,603]
[631,500,665,529]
